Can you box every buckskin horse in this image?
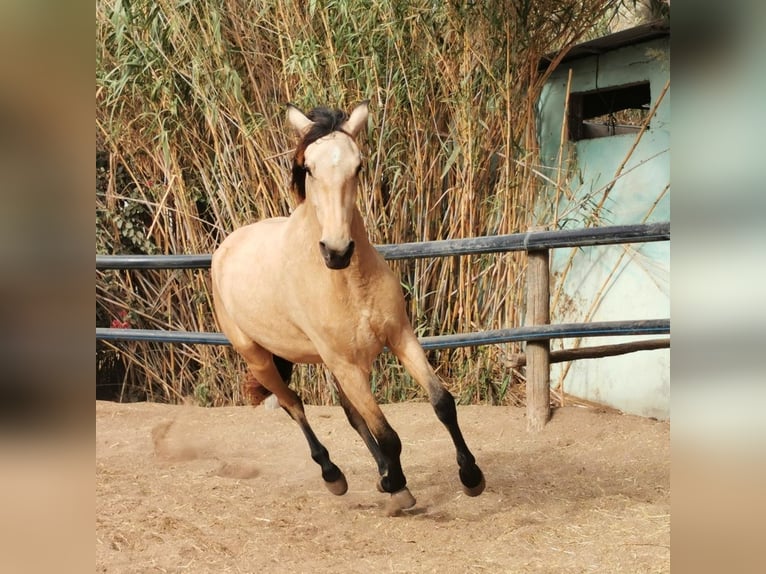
[211,101,485,514]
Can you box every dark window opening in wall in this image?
[568,82,651,141]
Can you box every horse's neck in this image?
[349,208,374,251]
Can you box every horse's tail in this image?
[242,374,273,405]
[242,355,294,406]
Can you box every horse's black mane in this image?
[291,106,349,202]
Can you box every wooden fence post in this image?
[526,226,551,432]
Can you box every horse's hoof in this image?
[324,473,348,496]
[376,478,385,493]
[462,471,486,497]
[385,487,416,516]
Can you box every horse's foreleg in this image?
[330,364,415,514]
[390,329,486,497]
[213,291,347,493]
[244,351,347,496]
[428,385,486,496]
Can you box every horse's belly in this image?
[220,279,324,362]
[244,320,323,364]
[244,311,385,366]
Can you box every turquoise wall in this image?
[536,37,670,419]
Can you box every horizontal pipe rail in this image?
[380,221,669,261]
[96,319,670,348]
[504,338,670,368]
[96,222,669,270]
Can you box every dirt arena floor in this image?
[96,400,669,573]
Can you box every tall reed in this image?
[97,0,623,406]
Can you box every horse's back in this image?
[212,218,287,275]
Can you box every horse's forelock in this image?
[291,106,350,202]
[306,106,348,131]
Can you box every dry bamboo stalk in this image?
[554,68,574,226]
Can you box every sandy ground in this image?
[96,401,669,573]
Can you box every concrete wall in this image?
[536,36,670,419]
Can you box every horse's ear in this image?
[286,104,313,136]
[341,101,369,138]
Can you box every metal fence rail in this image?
[97,221,670,428]
[96,222,669,270]
[96,319,670,348]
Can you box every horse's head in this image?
[288,102,368,270]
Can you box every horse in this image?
[211,101,485,514]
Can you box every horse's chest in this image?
[314,303,386,357]
[351,308,384,345]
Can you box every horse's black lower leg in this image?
[281,401,348,495]
[389,332,485,500]
[370,423,416,514]
[336,384,387,477]
[431,388,485,496]
[326,366,413,513]
[273,355,347,494]
[368,422,406,494]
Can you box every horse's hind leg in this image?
[389,329,485,497]
[242,355,293,405]
[335,379,387,479]
[273,355,294,383]
[281,393,349,496]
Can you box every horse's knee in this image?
[244,353,296,407]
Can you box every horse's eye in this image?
[304,165,312,177]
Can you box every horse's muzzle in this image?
[319,240,355,269]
